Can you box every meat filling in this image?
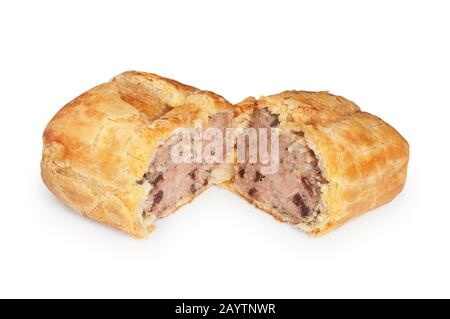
[235,108,326,225]
[141,112,231,219]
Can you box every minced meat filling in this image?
[142,112,231,219]
[235,108,326,224]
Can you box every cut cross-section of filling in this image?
[234,107,327,225]
[141,112,232,219]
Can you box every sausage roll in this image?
[229,91,409,235]
[41,71,233,237]
[41,73,409,237]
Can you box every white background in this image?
[0,0,449,299]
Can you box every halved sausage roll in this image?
[230,91,409,235]
[41,71,234,237]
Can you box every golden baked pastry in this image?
[41,71,234,237]
[229,91,409,235]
